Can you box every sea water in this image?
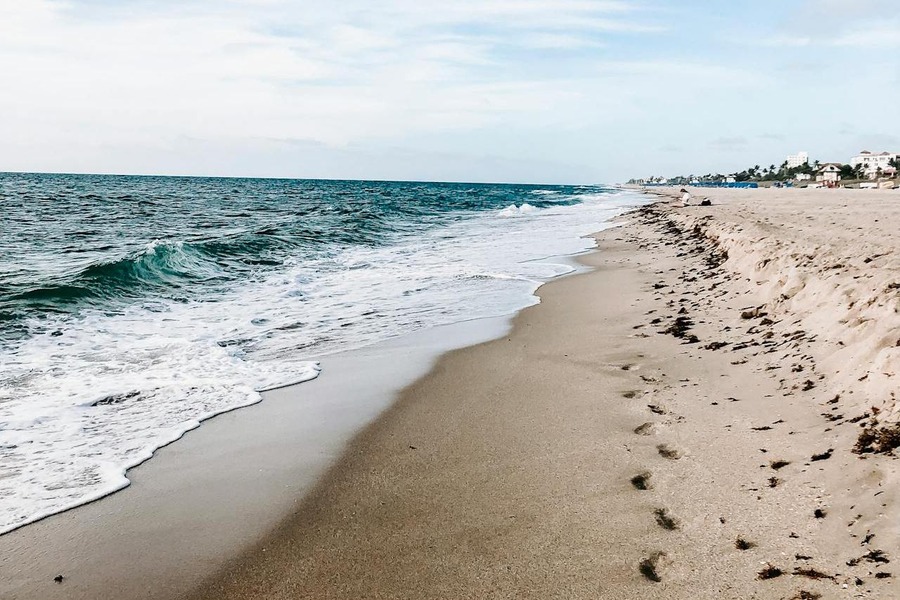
[0,173,644,533]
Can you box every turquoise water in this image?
[0,173,641,534]
[2,174,588,338]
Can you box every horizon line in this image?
[0,170,614,188]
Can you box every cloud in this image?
[797,0,897,20]
[833,22,900,48]
[848,133,900,150]
[0,0,663,148]
[756,35,812,47]
[710,137,749,151]
[593,60,764,88]
[730,1,900,51]
[524,33,607,49]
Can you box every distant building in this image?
[816,163,842,183]
[786,151,809,169]
[795,173,812,181]
[725,176,736,183]
[850,151,899,178]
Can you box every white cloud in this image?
[710,136,748,151]
[524,33,607,49]
[833,22,900,48]
[0,0,662,155]
[757,35,812,47]
[592,60,765,88]
[797,0,897,20]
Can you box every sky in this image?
[1,0,899,184]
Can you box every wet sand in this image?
[189,189,899,599]
[0,318,511,600]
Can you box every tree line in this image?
[631,157,900,185]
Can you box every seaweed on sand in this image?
[757,564,784,580]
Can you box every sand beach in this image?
[3,188,899,599]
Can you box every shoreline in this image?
[1,179,634,540]
[0,214,631,600]
[3,188,898,599]
[0,314,517,600]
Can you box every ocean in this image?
[0,173,642,534]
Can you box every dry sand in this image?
[187,188,900,599]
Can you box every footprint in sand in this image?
[639,551,669,583]
[657,444,682,460]
[631,472,653,490]
[634,422,655,436]
[653,508,680,530]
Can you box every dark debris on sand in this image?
[789,592,822,600]
[757,564,784,580]
[847,549,890,566]
[735,537,755,550]
[662,316,696,341]
[853,424,900,455]
[792,567,835,581]
[810,449,833,461]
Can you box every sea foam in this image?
[0,176,645,534]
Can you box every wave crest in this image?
[498,203,539,218]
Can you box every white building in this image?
[817,163,842,184]
[786,151,809,169]
[850,151,899,178]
